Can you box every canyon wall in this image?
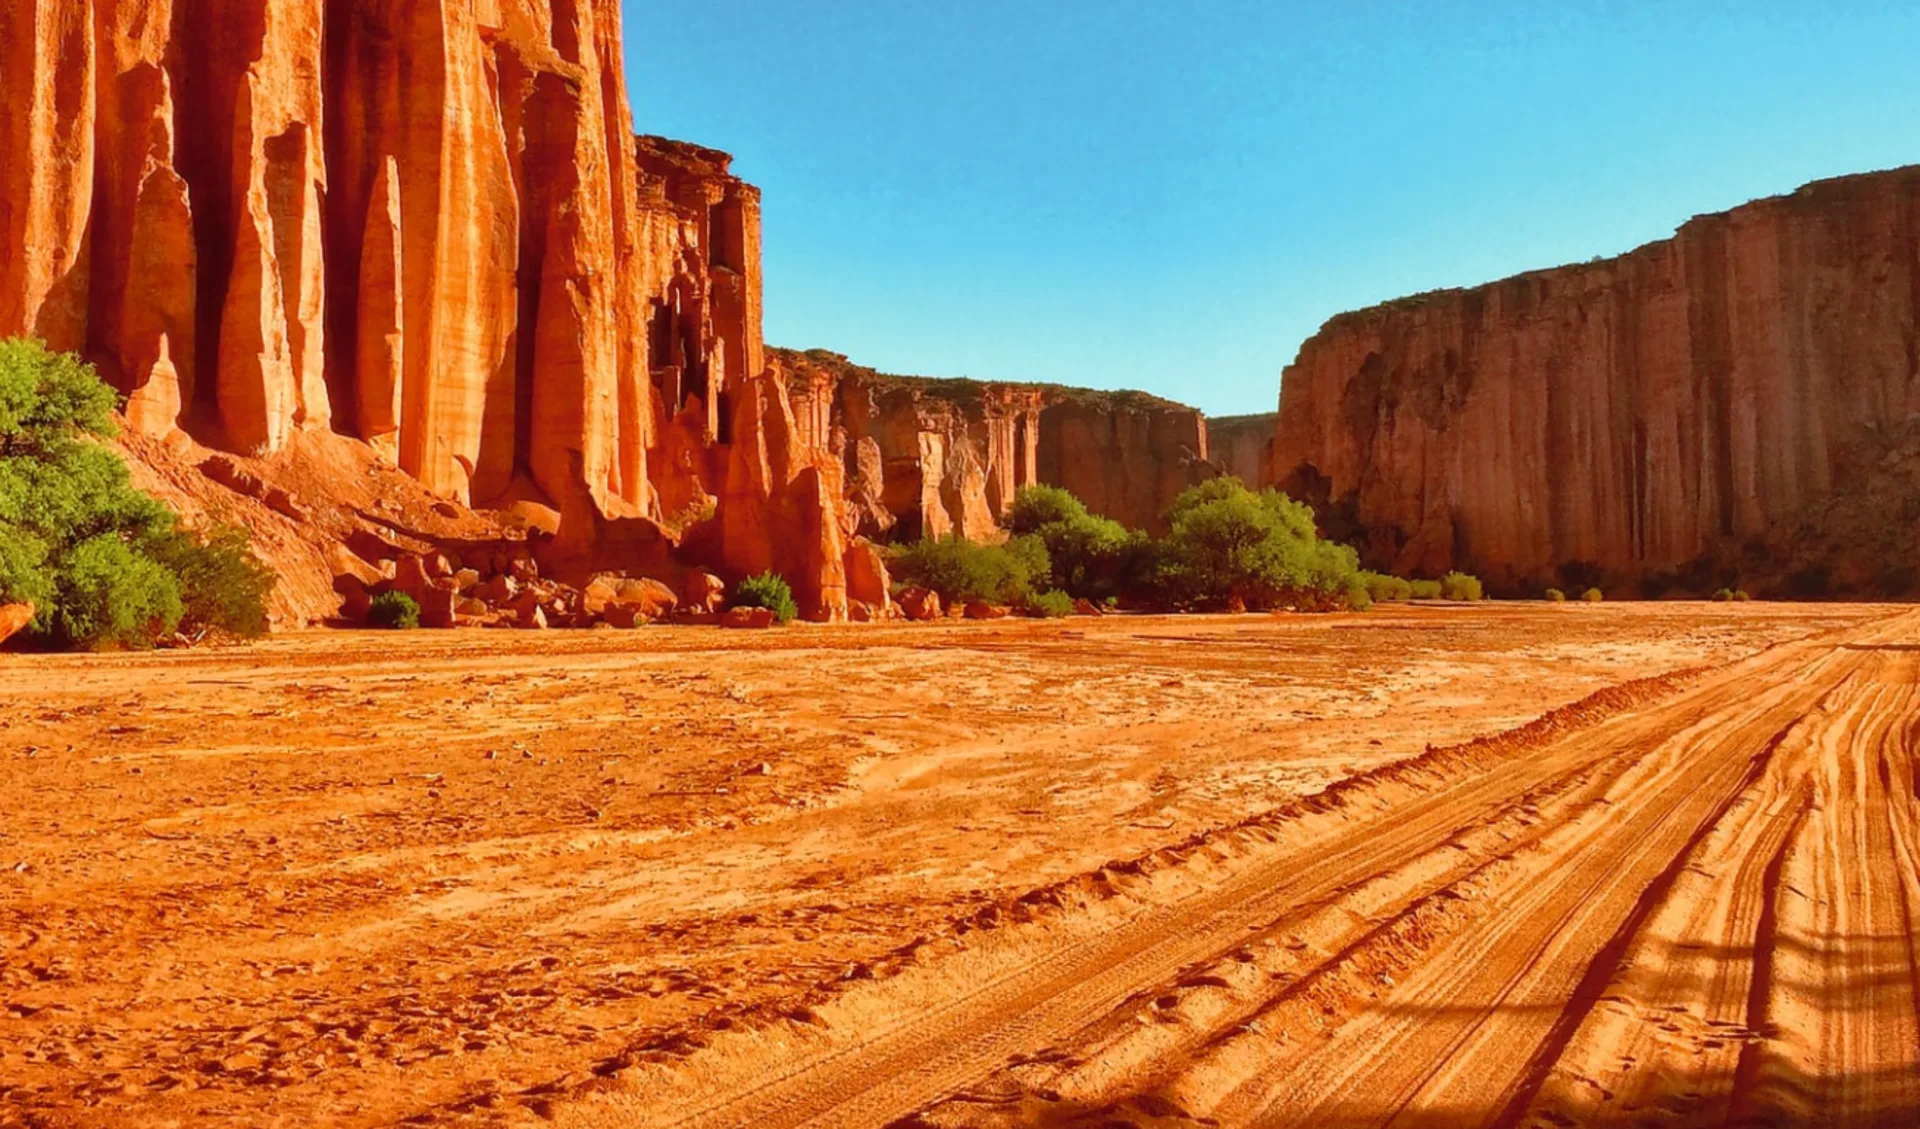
[1205,412,1276,487]
[779,349,1215,537]
[0,0,850,618]
[1273,166,1920,592]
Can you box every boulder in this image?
[897,586,942,622]
[582,578,620,615]
[616,578,678,619]
[475,573,517,605]
[392,554,433,598]
[456,597,489,616]
[602,603,649,629]
[681,572,726,614]
[722,606,777,629]
[519,606,549,631]
[0,603,36,647]
[418,585,458,629]
[1072,598,1104,617]
[335,575,373,621]
[453,568,482,593]
[964,601,1010,620]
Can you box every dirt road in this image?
[0,603,1909,1128]
[566,608,1920,1129]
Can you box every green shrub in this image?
[0,340,280,648]
[892,534,1048,605]
[1582,587,1605,603]
[1439,571,1485,601]
[1361,572,1414,602]
[1713,587,1735,602]
[1005,485,1135,600]
[1733,590,1753,602]
[1023,589,1075,618]
[732,571,798,623]
[368,591,420,630]
[145,524,274,638]
[1545,588,1567,602]
[1154,479,1359,610]
[1345,581,1373,611]
[1409,579,1443,600]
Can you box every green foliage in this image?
[1023,589,1075,618]
[1733,590,1753,602]
[145,525,275,638]
[0,340,282,648]
[1713,587,1735,602]
[1582,587,1605,603]
[1154,478,1359,610]
[892,534,1048,605]
[1361,572,1414,602]
[1409,579,1443,600]
[1439,571,1485,601]
[1545,588,1567,603]
[368,591,420,630]
[1345,580,1373,612]
[50,535,183,649]
[732,571,798,623]
[1005,484,1135,600]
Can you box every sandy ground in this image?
[0,602,1909,1128]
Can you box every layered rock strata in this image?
[1273,166,1920,591]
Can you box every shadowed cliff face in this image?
[1274,166,1920,593]
[1207,412,1277,488]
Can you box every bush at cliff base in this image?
[1152,478,1361,611]
[1583,587,1605,603]
[1545,588,1568,602]
[1005,485,1140,601]
[0,340,275,649]
[1361,572,1414,602]
[891,534,1050,606]
[368,591,420,630]
[731,571,798,624]
[1021,588,1075,618]
[1439,571,1485,601]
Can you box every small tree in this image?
[1439,571,1485,601]
[1582,587,1605,603]
[1545,588,1567,602]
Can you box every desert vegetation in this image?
[0,341,274,649]
[890,478,1482,615]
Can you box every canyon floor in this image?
[3,603,1918,1129]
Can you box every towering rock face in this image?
[1274,167,1920,591]
[0,0,862,618]
[1204,412,1276,488]
[780,348,1213,537]
[2,0,651,513]
[1037,394,1212,534]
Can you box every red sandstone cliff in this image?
[1273,167,1920,593]
[779,349,1214,537]
[1204,412,1276,488]
[0,0,851,619]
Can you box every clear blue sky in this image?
[624,1,1920,416]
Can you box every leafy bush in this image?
[1005,485,1135,600]
[0,340,276,649]
[1439,571,1485,601]
[1361,572,1414,602]
[1582,587,1605,603]
[368,591,420,630]
[1733,590,1753,602]
[1713,587,1735,602]
[892,534,1048,605]
[732,571,799,623]
[1545,588,1567,603]
[1154,479,1360,610]
[1022,589,1075,618]
[1409,579,1443,600]
[146,524,275,638]
[1345,580,1373,612]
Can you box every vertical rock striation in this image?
[1273,167,1920,590]
[1206,412,1277,488]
